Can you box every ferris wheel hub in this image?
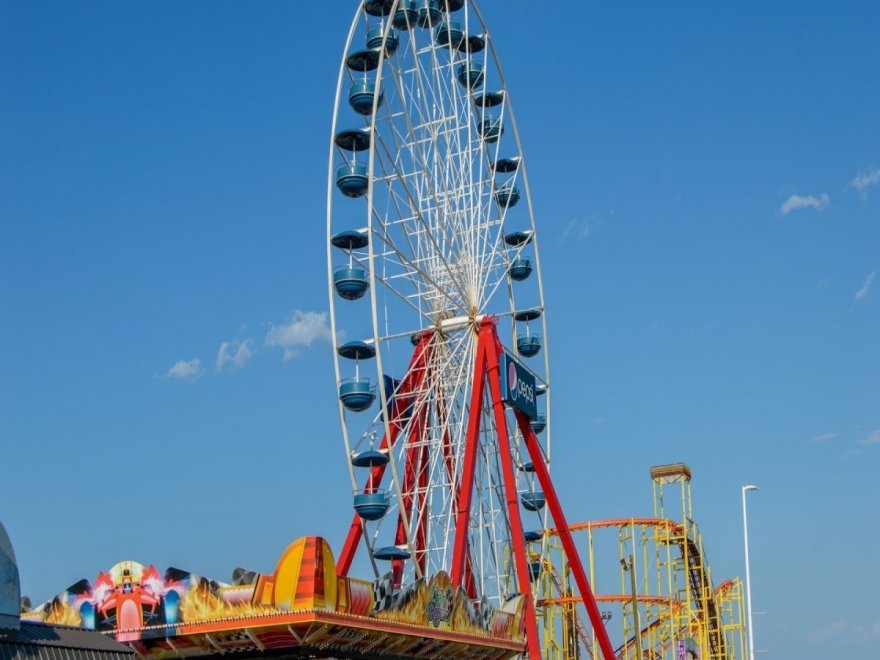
[437,313,484,334]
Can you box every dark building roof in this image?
[0,621,134,660]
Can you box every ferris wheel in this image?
[325,3,611,657]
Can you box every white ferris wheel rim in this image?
[325,0,551,593]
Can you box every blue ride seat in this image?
[517,334,542,357]
[339,378,376,412]
[509,257,532,281]
[479,117,503,142]
[336,163,369,198]
[520,491,546,511]
[530,414,546,435]
[366,25,399,55]
[349,81,384,116]
[494,184,520,208]
[333,265,369,300]
[456,61,484,89]
[373,546,411,561]
[353,491,390,521]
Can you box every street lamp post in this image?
[621,555,643,659]
[742,484,758,660]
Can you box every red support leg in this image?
[392,397,427,585]
[436,387,478,600]
[416,425,429,575]
[338,337,431,576]
[485,336,543,660]
[449,328,488,587]
[515,410,616,660]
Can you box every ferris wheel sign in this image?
[500,352,538,420]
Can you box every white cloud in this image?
[857,429,880,446]
[852,621,880,639]
[811,432,837,443]
[851,166,880,194]
[266,310,333,360]
[216,339,254,371]
[166,358,203,380]
[810,619,846,644]
[561,210,612,242]
[779,193,829,215]
[562,218,594,241]
[855,272,875,301]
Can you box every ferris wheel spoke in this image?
[369,137,476,313]
[382,46,488,303]
[369,236,469,322]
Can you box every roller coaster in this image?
[535,464,746,659]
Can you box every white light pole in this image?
[742,484,758,660]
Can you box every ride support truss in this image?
[336,319,616,660]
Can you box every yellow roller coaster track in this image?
[534,464,746,660]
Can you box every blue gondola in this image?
[339,378,376,412]
[444,0,465,10]
[514,308,542,322]
[331,229,369,251]
[524,530,544,543]
[334,128,371,151]
[363,0,394,17]
[504,230,533,246]
[417,0,441,27]
[373,546,411,561]
[509,257,532,281]
[337,340,376,361]
[480,117,504,143]
[535,383,547,396]
[474,90,504,107]
[529,561,542,582]
[353,491,390,521]
[351,449,390,468]
[336,163,369,198]
[366,25,399,55]
[332,232,369,299]
[517,334,542,357]
[494,184,520,208]
[460,33,486,53]
[350,81,384,115]
[479,117,503,142]
[333,265,369,300]
[520,491,546,511]
[493,156,520,173]
[530,414,546,434]
[435,21,464,48]
[456,61,484,89]
[393,0,418,29]
[347,48,382,73]
[519,462,535,473]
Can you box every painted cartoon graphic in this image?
[93,562,162,640]
[20,536,525,656]
[426,584,453,627]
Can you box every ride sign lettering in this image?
[500,352,538,420]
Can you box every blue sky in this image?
[1,1,878,657]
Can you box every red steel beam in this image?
[516,410,616,660]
